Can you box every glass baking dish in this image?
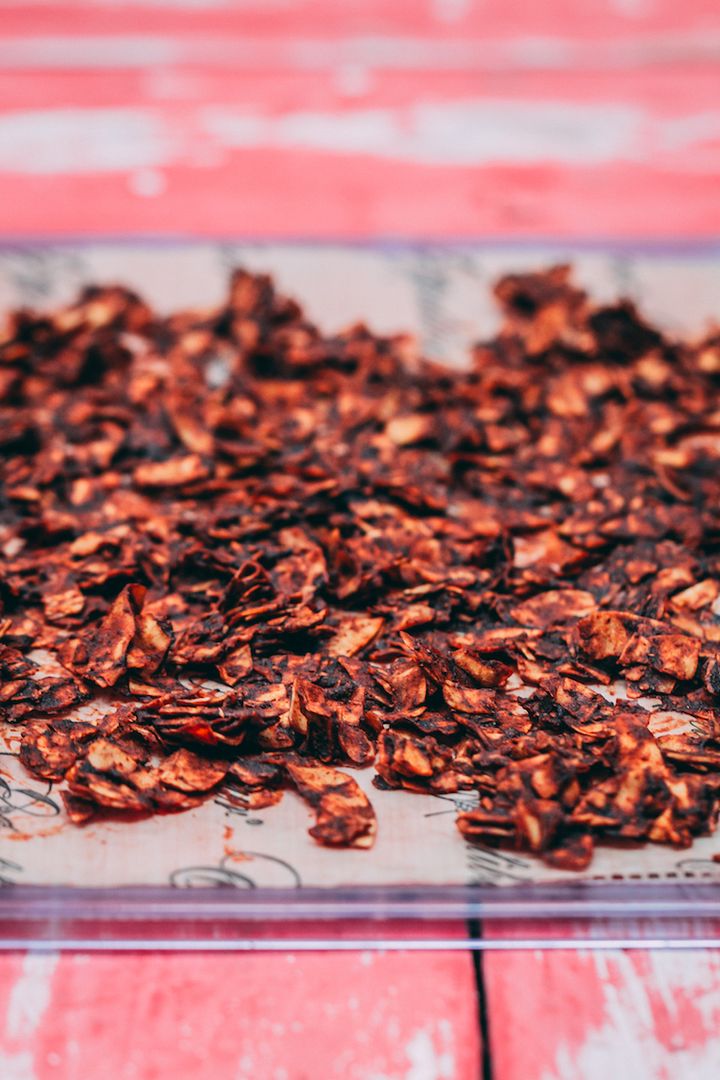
[2,240,720,950]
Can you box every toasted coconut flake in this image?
[284,760,377,848]
[510,589,596,628]
[4,265,720,864]
[64,584,146,689]
[158,748,228,793]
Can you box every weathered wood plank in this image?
[0,934,480,1079]
[484,945,720,1079]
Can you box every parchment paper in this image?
[2,241,719,890]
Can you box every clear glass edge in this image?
[2,881,720,949]
[2,880,720,919]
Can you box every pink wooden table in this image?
[1,3,720,1076]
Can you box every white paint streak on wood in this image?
[541,950,720,1080]
[367,1022,457,1080]
[0,953,60,1080]
[5,953,60,1040]
[0,1050,36,1080]
[0,36,182,68]
[403,1024,456,1080]
[201,99,715,166]
[0,32,719,71]
[297,30,720,71]
[288,100,641,164]
[0,108,179,173]
[645,950,720,1040]
[2,97,713,176]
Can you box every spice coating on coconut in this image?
[2,265,720,867]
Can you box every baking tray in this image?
[2,240,720,950]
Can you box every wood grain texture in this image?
[483,947,720,1080]
[0,0,717,238]
[0,939,481,1080]
[2,1,719,44]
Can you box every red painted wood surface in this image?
[0,940,480,1080]
[0,1,718,238]
[483,947,720,1079]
